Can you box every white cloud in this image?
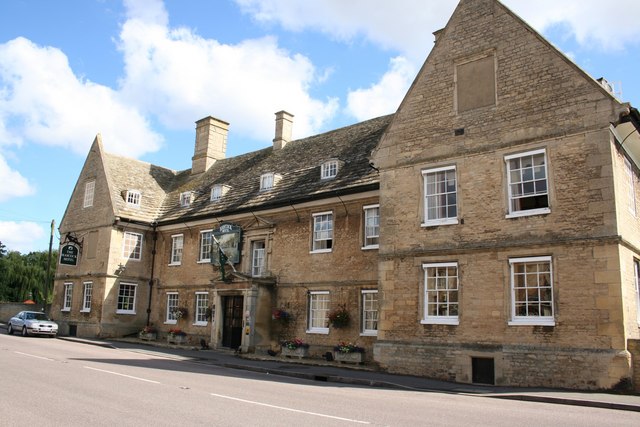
[0,221,45,254]
[0,154,34,202]
[346,56,416,121]
[503,0,640,51]
[118,0,339,143]
[235,0,458,62]
[0,37,163,158]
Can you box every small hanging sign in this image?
[59,244,79,266]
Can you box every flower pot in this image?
[281,346,309,358]
[139,332,157,341]
[167,334,187,345]
[333,351,363,364]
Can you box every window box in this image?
[333,351,363,364]
[139,331,157,341]
[167,333,187,345]
[281,346,309,358]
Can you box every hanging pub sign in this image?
[211,223,242,266]
[59,243,79,266]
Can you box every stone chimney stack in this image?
[273,111,294,150]
[192,116,229,175]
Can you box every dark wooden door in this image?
[222,296,243,349]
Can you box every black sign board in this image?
[60,244,79,266]
[211,223,242,266]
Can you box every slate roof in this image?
[103,114,392,225]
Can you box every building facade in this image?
[371,0,640,389]
[52,0,640,389]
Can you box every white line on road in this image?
[84,366,161,384]
[14,351,55,361]
[210,393,370,424]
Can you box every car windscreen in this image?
[32,313,50,321]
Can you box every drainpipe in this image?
[146,221,158,326]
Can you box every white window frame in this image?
[83,181,95,208]
[251,240,266,277]
[634,258,640,325]
[116,283,137,315]
[508,256,555,326]
[170,234,184,265]
[260,173,275,191]
[180,191,193,207]
[210,184,230,201]
[307,291,330,334]
[62,282,73,311]
[422,262,459,325]
[625,157,637,216]
[81,281,92,313]
[361,290,378,336]
[199,230,213,263]
[194,292,209,326]
[122,231,143,260]
[166,292,178,324]
[311,211,333,253]
[321,160,339,179]
[362,204,380,249]
[422,165,458,226]
[505,149,550,218]
[126,190,141,207]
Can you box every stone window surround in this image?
[116,282,137,315]
[307,291,330,334]
[508,256,555,326]
[311,211,333,253]
[62,282,73,312]
[198,230,213,263]
[194,292,209,326]
[81,281,92,313]
[505,148,550,218]
[83,180,95,208]
[169,234,184,266]
[122,231,143,261]
[422,165,458,227]
[421,262,460,325]
[362,204,380,249]
[165,292,178,324]
[361,289,378,336]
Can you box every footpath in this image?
[2,322,640,413]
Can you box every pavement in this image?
[2,322,640,413]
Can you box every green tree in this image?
[0,248,58,303]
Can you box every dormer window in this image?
[210,184,230,201]
[126,190,141,207]
[321,160,339,179]
[180,191,193,207]
[260,173,281,191]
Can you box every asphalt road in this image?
[1,334,639,426]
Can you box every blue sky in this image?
[0,0,639,253]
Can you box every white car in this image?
[7,311,58,337]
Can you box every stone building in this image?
[371,0,640,389]
[52,0,640,389]
[52,111,386,357]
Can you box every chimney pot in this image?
[192,116,229,174]
[273,111,294,150]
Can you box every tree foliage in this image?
[0,241,57,303]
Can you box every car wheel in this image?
[7,324,13,335]
[21,326,28,337]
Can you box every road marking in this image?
[14,351,54,361]
[210,393,370,424]
[84,366,161,384]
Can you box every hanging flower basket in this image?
[272,308,291,324]
[171,307,188,320]
[328,306,350,328]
